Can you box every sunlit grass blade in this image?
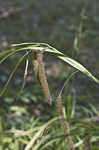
[57,55,99,84]
[40,132,81,150]
[24,117,59,150]
[0,47,24,58]
[89,104,99,116]
[40,137,61,150]
[0,49,15,58]
[13,42,99,84]
[76,120,99,131]
[74,139,83,148]
[33,135,50,150]
[11,43,41,52]
[0,51,17,64]
[12,43,40,47]
[0,43,40,58]
[0,51,30,97]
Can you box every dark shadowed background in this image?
[0,0,99,101]
[0,0,99,149]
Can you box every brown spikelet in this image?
[83,133,91,150]
[57,93,75,150]
[33,50,52,105]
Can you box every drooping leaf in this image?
[12,42,99,84]
[0,51,30,97]
[24,117,59,150]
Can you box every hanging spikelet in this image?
[57,93,75,150]
[83,133,91,150]
[33,49,52,105]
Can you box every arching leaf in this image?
[12,43,99,84]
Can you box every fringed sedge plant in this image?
[0,42,99,150]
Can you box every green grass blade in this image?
[0,43,39,58]
[0,51,30,97]
[0,48,23,58]
[40,138,60,150]
[11,42,99,84]
[0,51,17,64]
[24,117,59,150]
[0,49,15,57]
[58,55,99,84]
[33,135,50,150]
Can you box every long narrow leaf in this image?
[12,43,99,84]
[0,43,40,58]
[0,51,17,64]
[24,117,59,150]
[0,49,15,58]
[0,51,30,97]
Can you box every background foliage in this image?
[0,0,99,149]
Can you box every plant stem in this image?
[57,94,75,150]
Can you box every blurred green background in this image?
[0,0,99,102]
[0,0,99,149]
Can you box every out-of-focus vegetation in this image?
[0,0,99,150]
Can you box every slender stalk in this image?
[57,94,75,150]
[56,71,78,150]
[17,58,29,98]
[83,133,91,150]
